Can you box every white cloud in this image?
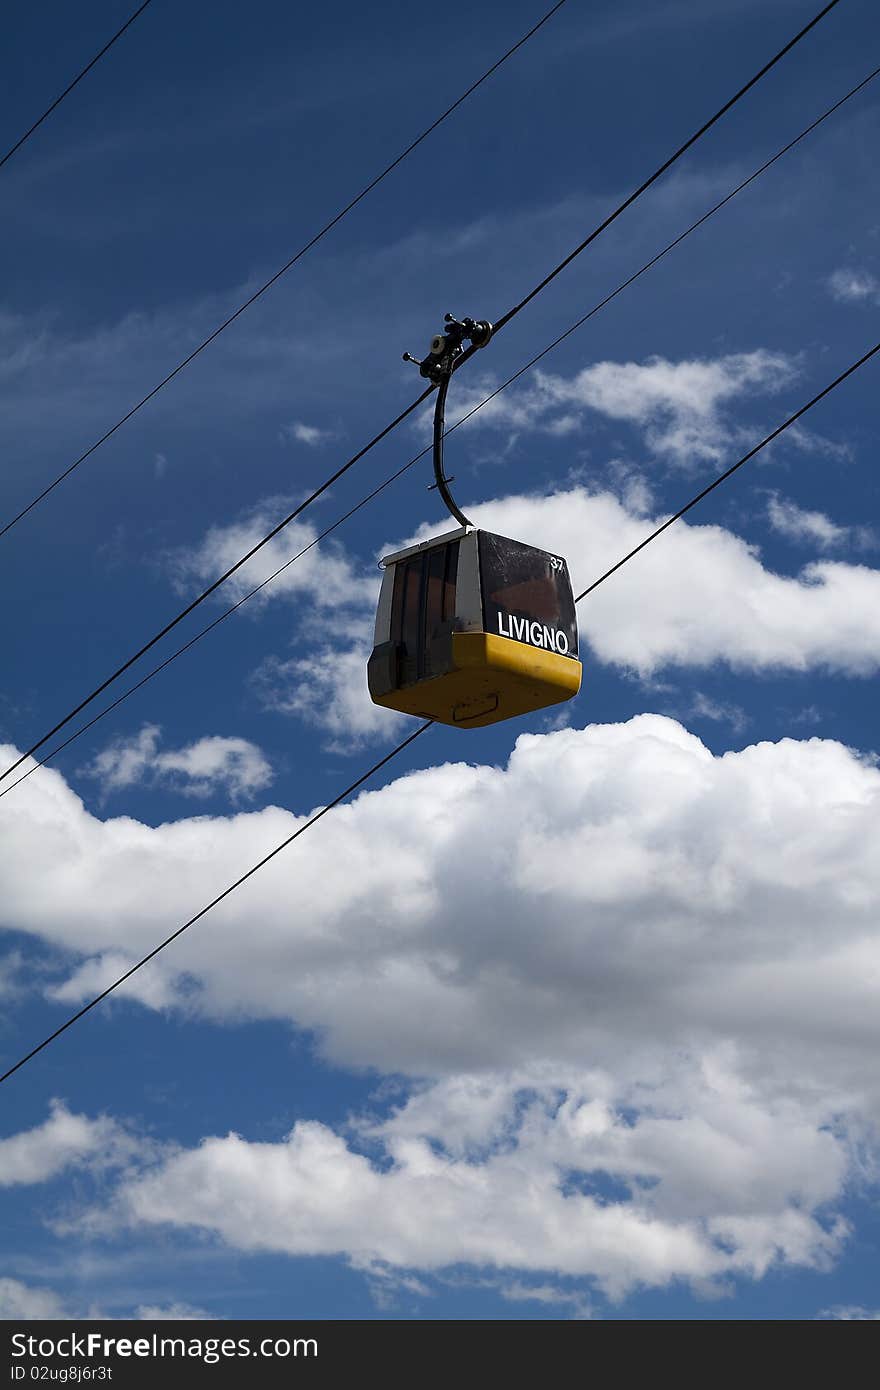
[0,1275,208,1321]
[686,692,747,733]
[252,642,406,748]
[46,951,178,1011]
[828,268,880,305]
[441,351,798,466]
[3,715,880,1104]
[5,716,880,1296]
[257,480,880,749]
[818,1305,880,1320]
[151,735,273,801]
[169,498,375,612]
[497,1280,594,1319]
[156,476,880,756]
[0,1101,131,1187]
[546,352,796,464]
[135,1303,212,1320]
[83,725,274,802]
[0,1278,71,1319]
[112,1055,848,1298]
[779,423,852,464]
[281,421,335,448]
[767,493,874,553]
[83,724,160,794]
[767,493,847,549]
[399,487,880,679]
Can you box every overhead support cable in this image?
[0,0,840,539]
[459,64,880,411]
[0,386,435,787]
[574,339,880,603]
[491,0,844,335]
[1,57,876,801]
[0,722,433,1087]
[0,449,434,803]
[1,333,877,1085]
[0,1,154,174]
[0,0,570,539]
[0,0,852,787]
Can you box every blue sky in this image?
[1,0,879,1321]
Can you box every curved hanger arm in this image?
[432,367,472,528]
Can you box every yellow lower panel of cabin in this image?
[372,632,582,728]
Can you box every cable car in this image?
[368,524,581,727]
[368,312,582,728]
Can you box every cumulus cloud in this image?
[402,487,880,679]
[0,1278,71,1319]
[168,497,375,612]
[767,493,874,552]
[251,642,406,748]
[0,1101,131,1186]
[545,352,795,464]
[827,268,880,305]
[0,1275,207,1321]
[46,951,178,1011]
[82,724,160,794]
[167,461,880,752]
[109,1055,849,1298]
[83,725,273,802]
[438,351,798,466]
[247,482,880,749]
[3,716,880,1097]
[3,716,880,1296]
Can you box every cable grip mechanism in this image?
[402,313,493,527]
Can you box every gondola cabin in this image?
[368,527,582,728]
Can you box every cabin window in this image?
[399,560,422,668]
[390,541,459,683]
[479,532,578,655]
[442,541,459,622]
[424,545,447,645]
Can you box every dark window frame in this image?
[390,540,460,684]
